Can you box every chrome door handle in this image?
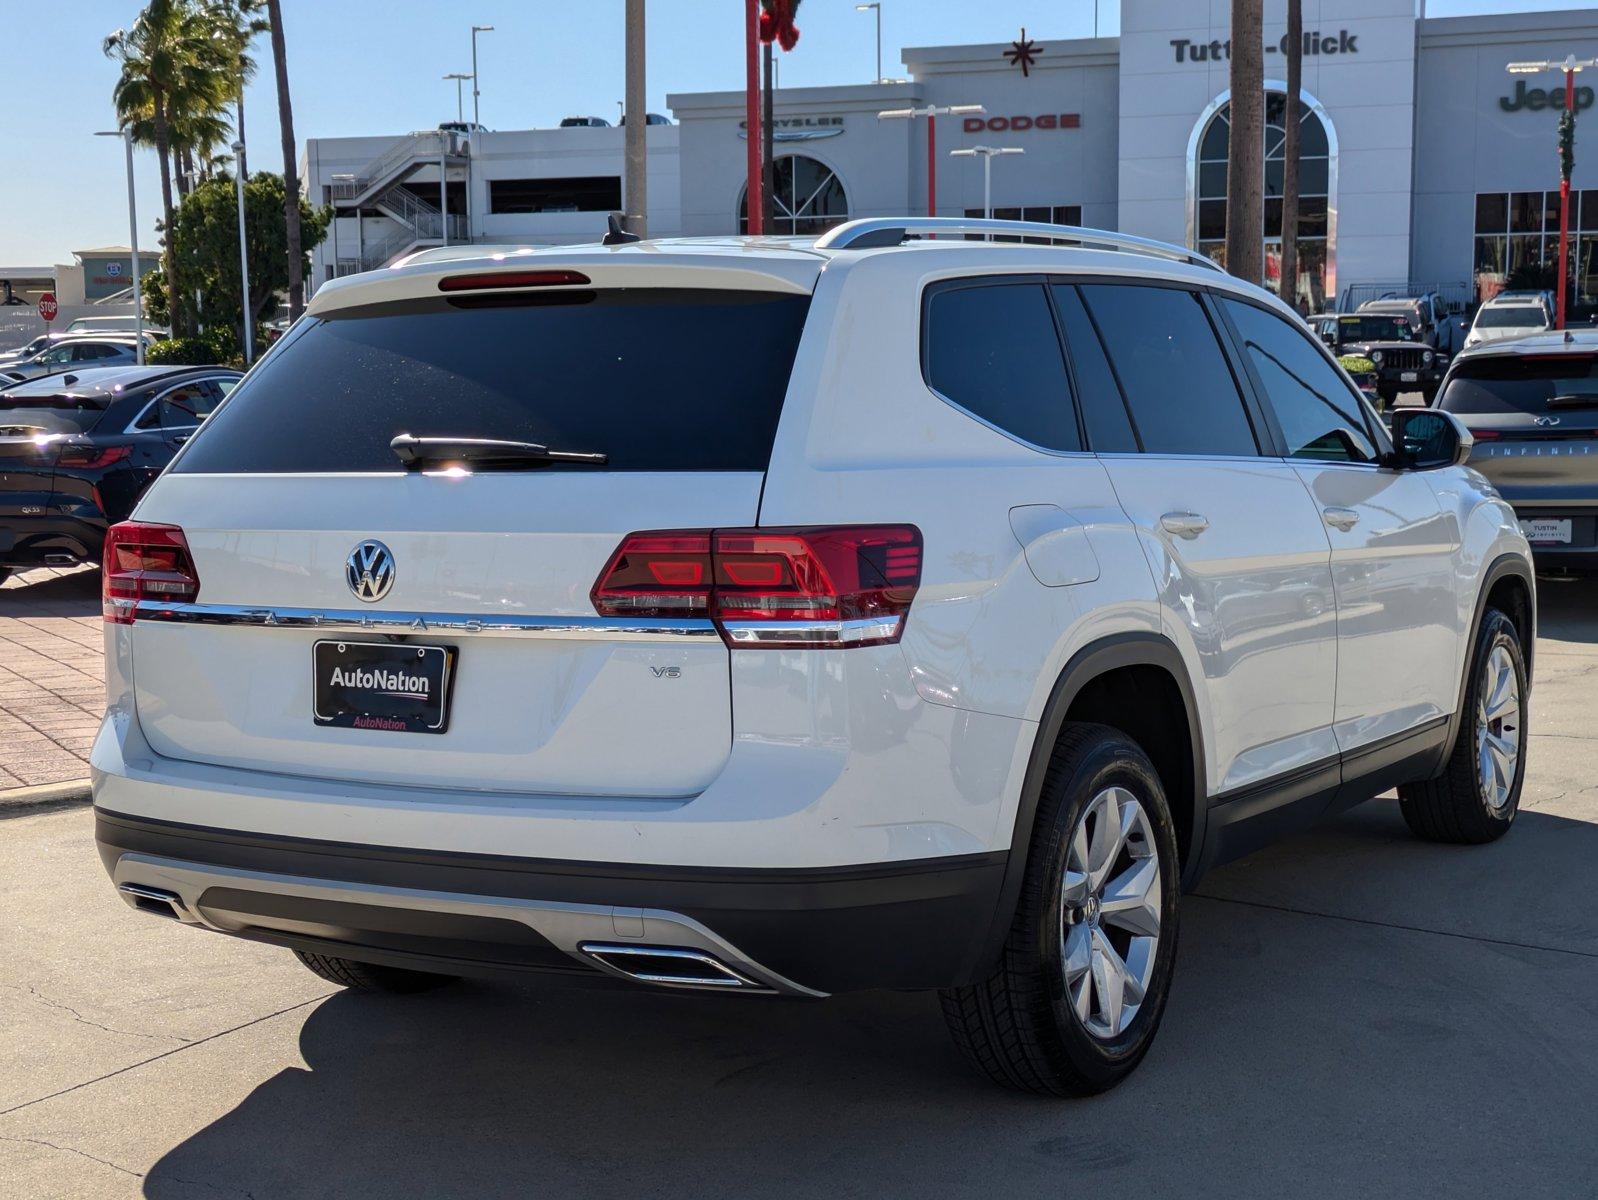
[1322,506,1360,532]
[1159,511,1210,539]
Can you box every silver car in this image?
[0,336,141,384]
[1435,329,1598,572]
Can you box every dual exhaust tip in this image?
[118,882,187,920]
[579,943,774,993]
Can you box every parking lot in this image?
[1,568,1595,1198]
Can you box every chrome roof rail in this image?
[813,217,1224,272]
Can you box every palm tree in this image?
[1279,0,1303,310]
[1225,0,1264,285]
[206,0,269,178]
[106,1,191,333]
[263,0,303,319]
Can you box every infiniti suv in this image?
[93,219,1535,1096]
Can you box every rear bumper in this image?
[0,514,103,567]
[95,808,1007,994]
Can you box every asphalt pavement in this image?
[1,580,1595,1199]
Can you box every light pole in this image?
[94,130,143,364]
[444,72,472,123]
[230,140,253,365]
[855,3,881,84]
[1506,54,1598,329]
[470,24,493,128]
[878,104,984,218]
[950,145,1024,221]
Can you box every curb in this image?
[0,779,92,817]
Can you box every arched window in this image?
[1192,91,1334,311]
[738,154,849,236]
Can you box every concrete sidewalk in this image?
[0,566,102,792]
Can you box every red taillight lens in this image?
[437,269,591,292]
[1469,429,1500,440]
[102,521,199,623]
[57,444,132,469]
[590,525,923,648]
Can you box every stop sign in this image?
[37,293,57,323]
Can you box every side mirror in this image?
[1390,408,1473,470]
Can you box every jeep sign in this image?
[1500,80,1597,113]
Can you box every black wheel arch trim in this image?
[1436,551,1535,779]
[972,632,1207,979]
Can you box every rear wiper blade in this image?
[389,434,607,469]
[1546,394,1598,408]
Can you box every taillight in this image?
[437,269,591,292]
[591,525,922,649]
[1469,429,1501,440]
[102,521,199,623]
[57,444,132,469]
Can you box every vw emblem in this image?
[345,540,396,602]
[1534,416,1561,427]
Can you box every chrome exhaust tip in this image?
[42,554,79,567]
[118,882,187,920]
[579,943,774,993]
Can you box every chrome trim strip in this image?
[720,615,902,646]
[130,600,719,641]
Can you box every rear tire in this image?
[1399,607,1527,844]
[293,950,457,994]
[940,724,1180,1096]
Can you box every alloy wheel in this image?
[1060,786,1162,1040]
[1476,643,1522,812]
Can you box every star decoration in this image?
[1005,28,1042,77]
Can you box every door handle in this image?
[171,434,190,445]
[1322,506,1360,532]
[1159,511,1209,539]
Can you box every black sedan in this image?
[0,365,240,582]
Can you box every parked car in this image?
[0,332,59,366]
[1310,311,1446,403]
[66,316,168,337]
[1358,292,1452,349]
[0,335,143,384]
[1434,328,1598,572]
[0,365,238,581]
[1463,294,1552,351]
[559,115,611,127]
[93,218,1534,1097]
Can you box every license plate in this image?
[1400,371,1419,382]
[313,640,455,734]
[1521,518,1573,545]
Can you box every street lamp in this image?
[94,130,143,365]
[471,25,493,128]
[950,145,1024,221]
[1505,54,1598,329]
[444,72,472,124]
[230,140,253,365]
[878,104,984,218]
[855,3,881,84]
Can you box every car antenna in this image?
[602,212,641,246]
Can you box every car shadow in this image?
[0,565,99,617]
[1534,574,1598,644]
[141,804,1598,1199]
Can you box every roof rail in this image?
[813,217,1223,272]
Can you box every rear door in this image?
[129,284,812,797]
[1072,281,1341,797]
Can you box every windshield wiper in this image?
[389,433,608,470]
[1546,394,1598,408]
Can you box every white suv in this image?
[93,218,1535,1095]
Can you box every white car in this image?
[1464,297,1551,350]
[92,218,1535,1096]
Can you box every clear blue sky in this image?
[1,0,1592,265]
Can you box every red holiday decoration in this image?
[759,0,801,52]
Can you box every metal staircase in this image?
[331,129,470,273]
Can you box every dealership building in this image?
[306,0,1598,310]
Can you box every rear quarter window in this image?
[176,288,811,473]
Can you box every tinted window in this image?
[1222,299,1377,464]
[1440,354,1598,415]
[1078,284,1258,456]
[1051,284,1138,452]
[924,282,1081,451]
[157,382,222,428]
[177,289,811,473]
[1336,315,1414,342]
[1475,305,1547,329]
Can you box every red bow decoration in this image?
[758,0,801,51]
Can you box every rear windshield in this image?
[1475,306,1546,329]
[1337,316,1412,341]
[1440,354,1598,415]
[0,392,109,436]
[176,288,811,473]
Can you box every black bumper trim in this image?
[95,809,1008,993]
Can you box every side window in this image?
[924,281,1081,452]
[1077,284,1260,457]
[73,344,114,361]
[156,384,217,429]
[215,378,239,398]
[1220,298,1378,464]
[1050,284,1139,453]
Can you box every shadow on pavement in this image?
[1533,574,1598,644]
[0,564,100,616]
[143,805,1598,1200]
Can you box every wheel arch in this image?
[967,632,1206,981]
[1434,550,1535,779]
